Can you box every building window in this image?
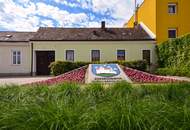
[12,51,21,65]
[66,50,74,62]
[168,28,177,38]
[117,50,125,61]
[91,50,100,62]
[168,3,177,14]
[142,50,151,65]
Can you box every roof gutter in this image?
[30,39,155,42]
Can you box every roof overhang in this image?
[139,22,156,39]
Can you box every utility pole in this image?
[135,0,137,11]
[134,0,138,26]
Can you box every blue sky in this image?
[0,0,143,31]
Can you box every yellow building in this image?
[125,0,190,43]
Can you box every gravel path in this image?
[166,76,190,82]
[0,76,52,86]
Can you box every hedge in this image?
[49,61,90,76]
[156,34,190,77]
[157,34,190,67]
[49,60,147,76]
[155,67,190,77]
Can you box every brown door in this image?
[142,50,151,65]
[36,51,55,75]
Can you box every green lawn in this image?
[0,82,190,130]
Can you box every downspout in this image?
[31,42,34,76]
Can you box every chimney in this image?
[101,21,106,29]
[134,0,139,26]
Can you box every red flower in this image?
[124,67,179,83]
[28,66,87,86]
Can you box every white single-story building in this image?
[0,22,156,76]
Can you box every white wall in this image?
[0,42,31,76]
[33,41,156,73]
[0,40,156,76]
[33,41,156,62]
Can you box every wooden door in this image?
[36,51,55,75]
[142,50,151,65]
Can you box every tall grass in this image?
[0,82,190,129]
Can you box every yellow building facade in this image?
[125,0,190,43]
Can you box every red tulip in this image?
[124,67,178,83]
[28,66,87,86]
[27,66,181,86]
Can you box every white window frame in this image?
[168,3,177,14]
[168,28,177,39]
[65,49,75,62]
[11,50,21,65]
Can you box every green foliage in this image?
[49,61,90,76]
[106,60,147,71]
[50,60,147,76]
[1,83,190,129]
[156,67,190,77]
[156,34,190,76]
[157,34,190,67]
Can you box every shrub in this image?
[50,60,147,76]
[49,61,89,76]
[156,34,190,77]
[157,34,190,68]
[156,67,190,77]
[106,60,147,71]
[124,60,147,71]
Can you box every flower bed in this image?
[29,66,87,86]
[28,66,184,86]
[124,67,179,83]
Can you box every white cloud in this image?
[89,0,135,24]
[54,0,143,27]
[88,21,100,27]
[0,0,89,31]
[0,15,40,31]
[54,0,79,7]
[36,2,89,27]
[19,0,30,2]
[1,0,36,18]
[0,0,39,31]
[41,19,54,27]
[0,0,144,31]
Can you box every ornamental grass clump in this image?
[0,82,190,129]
